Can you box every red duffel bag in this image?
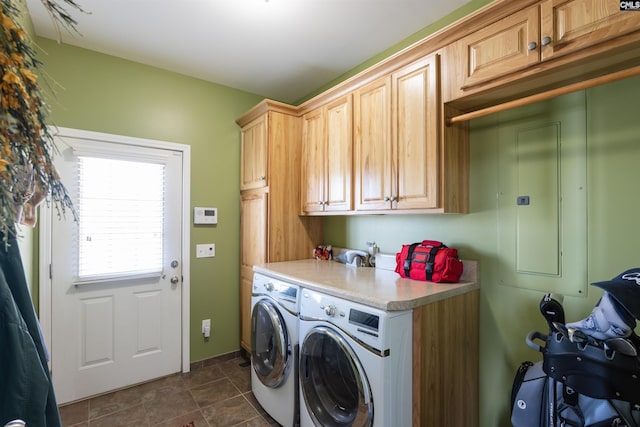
[395,240,463,283]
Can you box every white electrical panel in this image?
[194,207,217,224]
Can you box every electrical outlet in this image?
[202,319,211,338]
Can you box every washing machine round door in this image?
[300,326,373,427]
[251,300,290,388]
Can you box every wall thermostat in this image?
[194,207,217,224]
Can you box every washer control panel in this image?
[253,273,299,313]
[300,288,412,350]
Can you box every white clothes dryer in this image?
[299,288,413,427]
[251,272,300,427]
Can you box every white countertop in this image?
[253,259,479,311]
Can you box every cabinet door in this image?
[239,273,253,351]
[324,95,353,212]
[541,0,640,61]
[393,55,440,210]
[239,189,268,351]
[458,6,540,90]
[301,108,326,213]
[240,189,268,269]
[240,114,268,190]
[354,76,392,211]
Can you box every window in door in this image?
[76,155,165,283]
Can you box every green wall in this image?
[35,38,262,362]
[324,76,640,425]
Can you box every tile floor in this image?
[57,352,280,427]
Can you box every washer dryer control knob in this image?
[264,282,275,292]
[325,305,337,317]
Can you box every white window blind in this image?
[76,156,165,283]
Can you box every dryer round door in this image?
[251,299,290,388]
[300,326,373,427]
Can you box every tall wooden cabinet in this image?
[237,100,323,352]
[353,54,441,212]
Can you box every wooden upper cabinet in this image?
[450,0,640,99]
[240,114,267,191]
[354,75,393,211]
[354,54,441,212]
[301,95,353,214]
[301,108,325,213]
[394,55,440,210]
[540,0,640,61]
[325,96,353,212]
[458,6,540,90]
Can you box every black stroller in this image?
[511,288,640,427]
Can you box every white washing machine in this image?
[251,272,300,427]
[298,288,413,427]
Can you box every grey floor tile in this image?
[150,409,208,427]
[190,378,242,408]
[59,399,89,426]
[89,403,148,427]
[200,396,259,427]
[182,364,227,389]
[144,390,199,426]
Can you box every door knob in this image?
[171,260,179,268]
[170,276,180,285]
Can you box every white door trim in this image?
[39,126,191,374]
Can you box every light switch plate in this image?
[196,243,215,258]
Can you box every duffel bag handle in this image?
[404,243,420,277]
[421,240,445,248]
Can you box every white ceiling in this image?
[26,0,469,104]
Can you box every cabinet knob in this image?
[318,201,323,205]
[390,196,397,202]
[541,36,552,46]
[384,196,390,202]
[260,176,266,180]
[527,41,537,51]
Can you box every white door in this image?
[49,134,184,404]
